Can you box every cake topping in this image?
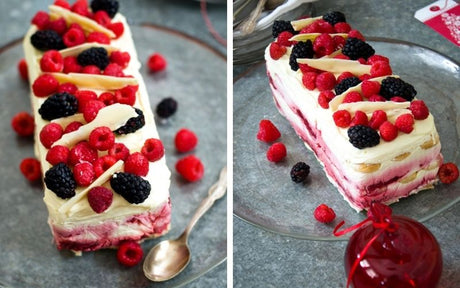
[141,138,165,162]
[395,113,414,133]
[39,92,79,121]
[30,29,65,51]
[73,162,95,186]
[46,145,70,165]
[334,76,361,95]
[69,141,98,165]
[379,121,398,142]
[313,204,336,223]
[90,0,119,18]
[32,74,59,97]
[290,162,310,183]
[110,172,151,204]
[347,125,380,149]
[269,42,287,60]
[87,186,113,213]
[289,41,314,71]
[379,77,416,101]
[77,47,110,70]
[409,100,429,120]
[20,158,42,182]
[272,20,296,38]
[44,163,77,199]
[40,122,64,148]
[88,126,115,151]
[124,152,150,177]
[93,155,117,177]
[342,37,375,60]
[156,97,178,119]
[113,107,145,135]
[322,11,346,25]
[333,110,352,128]
[40,50,64,72]
[108,142,130,161]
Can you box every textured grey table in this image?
[0,1,226,287]
[234,0,459,287]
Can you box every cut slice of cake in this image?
[265,12,443,211]
[24,2,171,253]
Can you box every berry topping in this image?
[147,53,167,72]
[360,80,380,98]
[141,138,165,162]
[63,56,83,73]
[75,90,98,112]
[87,186,113,213]
[46,145,70,165]
[438,162,459,184]
[175,128,198,153]
[334,76,361,95]
[342,91,363,103]
[107,22,124,38]
[73,162,95,186]
[117,240,143,267]
[369,110,387,130]
[290,162,310,183]
[38,92,79,121]
[82,65,101,74]
[69,141,98,166]
[30,30,65,51]
[98,92,115,105]
[49,17,67,35]
[114,85,137,106]
[11,112,35,137]
[348,125,380,149]
[272,20,295,38]
[333,110,352,128]
[54,0,71,9]
[110,172,151,204]
[20,158,42,182]
[44,163,76,199]
[269,42,287,60]
[370,61,392,77]
[257,119,281,142]
[124,152,149,177]
[82,100,106,122]
[342,37,375,60]
[314,204,336,223]
[368,94,386,102]
[108,142,130,161]
[89,126,115,151]
[313,33,335,57]
[175,155,205,182]
[156,97,178,119]
[71,0,91,17]
[276,31,294,47]
[302,72,317,90]
[318,90,335,109]
[87,31,111,44]
[323,11,346,25]
[380,77,416,101]
[32,74,59,97]
[390,96,406,103]
[395,113,414,133]
[90,0,119,18]
[379,121,398,142]
[334,22,351,33]
[289,40,314,71]
[367,54,390,65]
[315,71,336,91]
[409,100,430,120]
[18,59,28,81]
[57,82,78,94]
[39,123,63,149]
[109,51,130,68]
[348,29,365,41]
[77,47,110,70]
[93,155,117,177]
[336,72,354,83]
[31,11,50,30]
[114,108,145,135]
[92,10,111,27]
[350,110,368,127]
[64,121,83,134]
[266,142,287,162]
[63,28,86,48]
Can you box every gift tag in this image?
[414,0,460,46]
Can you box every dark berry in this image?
[30,30,65,51]
[114,108,145,135]
[290,162,310,183]
[379,77,417,101]
[289,40,314,71]
[334,76,361,95]
[156,97,178,118]
[77,47,109,70]
[342,37,375,60]
[322,11,346,25]
[272,20,295,38]
[90,0,119,18]
[38,92,79,121]
[44,163,76,199]
[347,125,380,149]
[110,172,151,204]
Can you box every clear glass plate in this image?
[233,38,460,240]
[0,25,227,287]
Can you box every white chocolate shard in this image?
[289,33,348,42]
[50,73,138,90]
[297,58,370,75]
[291,16,322,31]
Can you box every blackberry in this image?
[347,125,380,149]
[77,47,109,70]
[334,76,361,95]
[44,163,76,199]
[272,20,296,38]
[90,0,119,18]
[323,11,346,25]
[110,172,151,204]
[289,40,314,71]
[30,30,65,51]
[38,92,78,121]
[342,37,375,60]
[380,77,417,101]
[290,162,310,183]
[156,97,178,118]
[114,108,145,135]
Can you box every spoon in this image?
[143,166,227,282]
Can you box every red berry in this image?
[337,72,354,83]
[317,90,335,109]
[313,33,335,57]
[75,90,98,112]
[357,58,367,65]
[141,138,164,162]
[301,19,324,33]
[108,22,124,38]
[11,112,34,137]
[370,61,392,77]
[409,100,430,120]
[20,158,42,182]
[69,141,98,165]
[390,96,407,103]
[117,240,143,267]
[63,56,83,73]
[18,59,28,81]
[369,110,387,129]
[367,54,390,65]
[68,23,84,32]
[110,51,130,68]
[89,126,115,151]
[359,74,372,82]
[175,155,205,182]
[92,10,111,27]
[302,72,317,90]
[114,85,137,106]
[32,74,59,97]
[48,17,67,35]
[46,145,70,165]
[98,92,115,106]
[395,113,414,133]
[93,155,117,177]
[124,152,149,176]
[81,65,101,75]
[64,121,83,134]
[74,162,95,186]
[333,35,346,50]
[266,142,287,162]
[379,121,398,142]
[39,123,63,149]
[87,31,110,44]
[316,19,334,33]
[333,22,351,33]
[313,204,336,223]
[71,0,91,17]
[269,42,286,60]
[348,30,365,41]
[333,110,352,128]
[87,186,113,213]
[342,91,363,103]
[175,128,198,153]
[147,53,167,72]
[63,28,86,48]
[54,0,71,9]
[257,119,281,142]
[276,31,294,46]
[315,71,336,91]
[438,162,459,184]
[333,54,350,60]
[40,50,63,72]
[57,82,78,94]
[368,94,386,102]
[298,63,319,74]
[350,110,368,127]
[103,63,124,77]
[83,100,106,122]
[361,80,380,98]
[108,143,130,161]
[31,11,50,30]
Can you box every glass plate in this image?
[0,25,227,287]
[233,38,460,240]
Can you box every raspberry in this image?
[83,100,106,122]
[276,31,294,47]
[32,74,59,97]
[361,80,380,98]
[336,72,354,83]
[141,138,165,162]
[314,204,336,223]
[359,74,372,81]
[367,54,390,65]
[87,186,113,213]
[313,33,335,57]
[175,129,198,153]
[290,162,310,183]
[333,22,351,33]
[63,28,86,48]
[69,141,98,166]
[368,94,386,102]
[333,54,350,60]
[395,113,414,133]
[39,123,63,149]
[316,19,335,33]
[409,100,430,120]
[71,0,91,17]
[390,96,407,102]
[68,23,84,32]
[46,145,70,165]
[342,91,363,103]
[370,61,392,77]
[266,142,287,162]
[87,31,110,44]
[117,241,143,267]
[40,50,63,72]
[357,58,367,64]
[269,42,287,60]
[298,63,318,74]
[175,155,204,182]
[124,152,149,177]
[81,65,101,74]
[97,92,114,105]
[148,53,167,72]
[315,72,336,91]
[57,82,78,94]
[31,11,50,30]
[350,110,368,127]
[92,10,111,27]
[438,162,459,184]
[18,59,28,81]
[109,51,130,68]
[103,63,124,77]
[63,56,82,73]
[302,72,317,90]
[49,17,67,35]
[11,112,35,137]
[333,110,352,128]
[108,142,130,161]
[257,119,281,142]
[156,97,178,119]
[89,126,115,151]
[369,110,387,130]
[333,35,346,50]
[317,90,335,109]
[73,162,95,186]
[114,85,137,106]
[348,29,365,41]
[75,90,98,112]
[379,121,398,142]
[107,22,124,38]
[93,155,117,177]
[20,158,42,182]
[64,121,83,134]
[54,0,71,9]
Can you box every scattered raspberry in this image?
[46,145,70,165]
[81,65,101,74]
[32,74,59,97]
[39,122,63,148]
[31,11,50,30]
[108,142,130,161]
[438,162,459,184]
[63,56,83,73]
[109,51,130,68]
[40,50,63,72]
[315,71,336,91]
[348,29,365,41]
[89,126,115,151]
[370,61,392,77]
[64,121,83,134]
[73,162,95,186]
[141,138,164,162]
[361,80,380,98]
[75,90,98,112]
[175,128,198,153]
[395,113,414,133]
[368,94,386,102]
[114,85,137,106]
[93,10,111,27]
[117,240,143,267]
[83,100,106,122]
[317,90,335,109]
[336,72,354,83]
[409,100,430,120]
[57,82,78,94]
[124,152,149,177]
[257,119,281,142]
[18,58,28,81]
[367,54,390,65]
[302,72,317,90]
[266,142,287,162]
[54,0,71,9]
[333,22,351,33]
[332,35,346,50]
[98,92,115,106]
[350,110,368,127]
[369,110,387,130]
[276,31,294,46]
[342,91,363,103]
[379,121,398,142]
[107,22,124,38]
[87,186,113,213]
[103,63,124,77]
[69,141,98,165]
[333,110,352,128]
[87,31,110,44]
[63,28,86,48]
[313,33,335,57]
[390,96,407,102]
[48,17,67,35]
[269,42,287,60]
[11,112,34,137]
[175,155,205,182]
[93,155,117,177]
[20,158,42,182]
[314,204,336,223]
[147,53,167,72]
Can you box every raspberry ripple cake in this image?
[23,0,171,253]
[265,12,443,211]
